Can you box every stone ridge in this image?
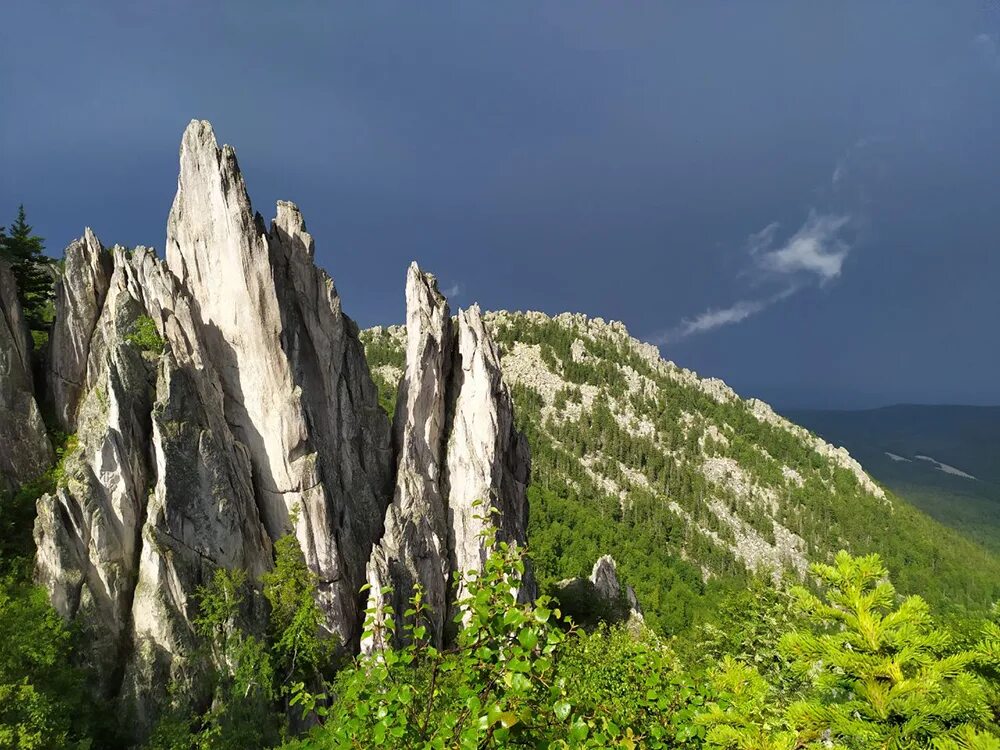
[484,309,884,501]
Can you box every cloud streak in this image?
[659,285,800,343]
[658,210,853,344]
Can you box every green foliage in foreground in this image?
[0,431,105,748]
[284,538,710,749]
[2,477,999,750]
[0,576,96,750]
[699,551,1000,750]
[281,544,1000,749]
[782,552,991,747]
[146,530,335,749]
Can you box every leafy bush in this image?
[0,576,95,749]
[284,539,710,749]
[126,315,165,354]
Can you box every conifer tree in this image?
[697,656,798,750]
[781,551,995,749]
[1,205,53,334]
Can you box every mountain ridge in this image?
[364,308,1000,633]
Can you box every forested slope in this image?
[363,311,1000,633]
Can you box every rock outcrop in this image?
[444,304,532,604]
[30,120,532,739]
[364,264,532,650]
[34,262,156,693]
[34,245,274,733]
[165,122,392,646]
[46,228,113,431]
[0,259,51,492]
[31,121,398,737]
[365,265,455,648]
[554,555,643,630]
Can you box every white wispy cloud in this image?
[670,299,769,340]
[754,212,851,284]
[442,282,462,298]
[831,162,846,187]
[830,136,887,197]
[658,285,799,343]
[746,222,780,254]
[657,210,853,344]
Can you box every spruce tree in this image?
[781,551,995,749]
[1,206,53,335]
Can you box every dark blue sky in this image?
[3,2,999,408]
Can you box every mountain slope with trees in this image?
[788,405,1000,552]
[363,312,1000,635]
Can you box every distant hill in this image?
[786,405,1000,552]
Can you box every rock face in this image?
[365,266,455,648]
[31,121,398,738]
[165,122,392,645]
[0,259,51,492]
[364,264,532,649]
[35,265,159,697]
[47,228,113,431]
[34,246,275,735]
[31,120,531,738]
[445,304,532,604]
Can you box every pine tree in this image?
[1,205,54,335]
[697,656,799,750]
[781,551,995,749]
[261,531,333,694]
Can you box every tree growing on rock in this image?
[0,206,54,341]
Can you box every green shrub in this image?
[126,315,165,354]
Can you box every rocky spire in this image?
[29,120,531,739]
[365,264,454,649]
[47,227,113,431]
[35,263,158,698]
[165,120,392,645]
[364,264,532,650]
[445,304,532,604]
[33,121,393,738]
[0,259,51,492]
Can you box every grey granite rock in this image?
[364,264,532,650]
[0,260,51,492]
[165,120,391,646]
[47,228,112,431]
